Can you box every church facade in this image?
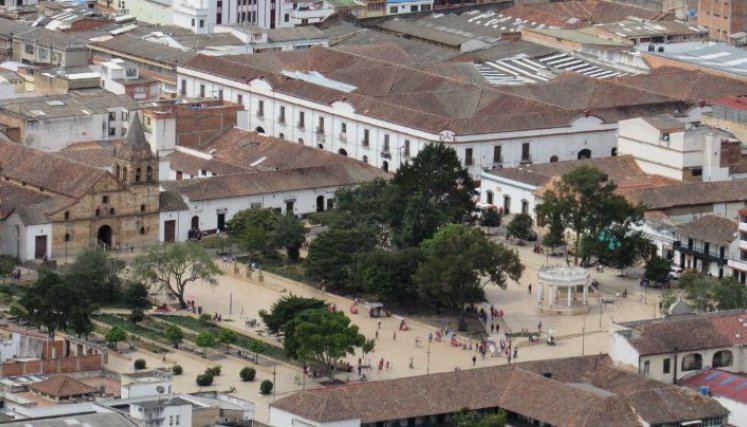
[0,114,160,262]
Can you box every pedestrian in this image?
[490,323,495,333]
[357,365,362,376]
[386,361,390,369]
[471,355,477,366]
[538,321,542,332]
[375,330,379,341]
[415,337,421,348]
[377,320,382,330]
[378,358,384,370]
[393,331,397,341]
[162,355,166,364]
[409,357,414,369]
[513,347,518,359]
[496,324,500,334]
[428,332,433,343]
[528,284,532,295]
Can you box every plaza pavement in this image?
[103,235,664,424]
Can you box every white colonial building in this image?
[175,45,698,179]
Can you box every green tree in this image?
[645,257,672,283]
[129,308,145,324]
[541,204,566,254]
[268,215,307,262]
[240,367,256,382]
[225,209,280,257]
[506,213,533,240]
[415,225,523,329]
[537,165,644,265]
[291,310,365,380]
[134,359,147,370]
[391,144,475,225]
[479,208,502,227]
[172,365,183,375]
[362,339,375,360]
[359,248,421,303]
[165,325,184,349]
[602,229,650,275]
[195,332,217,352]
[219,329,238,350]
[69,303,95,340]
[305,228,376,288]
[20,270,92,338]
[196,374,214,387]
[124,282,150,308]
[259,379,273,395]
[132,243,220,309]
[259,294,327,335]
[713,277,747,310]
[392,195,448,248]
[0,256,15,282]
[64,247,126,305]
[105,326,128,349]
[333,179,393,244]
[451,409,507,427]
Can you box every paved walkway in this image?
[103,235,663,424]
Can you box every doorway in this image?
[316,195,325,213]
[503,195,511,215]
[338,148,347,156]
[34,235,47,259]
[191,216,199,230]
[255,126,265,134]
[164,220,176,242]
[97,225,112,249]
[577,149,591,159]
[217,213,226,231]
[285,200,295,215]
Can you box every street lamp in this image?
[426,339,431,375]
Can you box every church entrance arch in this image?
[97,225,113,249]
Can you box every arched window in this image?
[503,195,511,215]
[317,144,324,149]
[122,167,128,181]
[279,133,285,140]
[64,233,70,242]
[298,138,304,145]
[382,161,389,172]
[255,126,265,134]
[611,147,618,156]
[682,353,703,371]
[713,350,733,368]
[338,148,347,157]
[363,155,368,164]
[486,190,494,205]
[549,155,559,162]
[140,227,146,235]
[521,200,529,215]
[577,149,591,160]
[146,165,153,182]
[115,164,120,179]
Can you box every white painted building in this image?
[385,0,432,15]
[0,213,52,263]
[673,215,738,278]
[120,370,174,399]
[175,47,701,179]
[610,312,747,385]
[128,397,192,427]
[618,115,746,183]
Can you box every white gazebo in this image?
[536,265,591,315]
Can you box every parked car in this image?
[668,266,683,280]
[526,230,538,241]
[640,277,671,289]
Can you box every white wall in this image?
[712,397,747,427]
[0,214,52,262]
[479,172,538,217]
[270,407,360,427]
[125,0,175,26]
[0,332,21,362]
[176,68,624,179]
[609,330,640,372]
[121,379,173,399]
[130,403,192,427]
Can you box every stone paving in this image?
[102,235,665,424]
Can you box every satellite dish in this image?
[156,386,165,394]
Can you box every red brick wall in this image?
[0,354,105,377]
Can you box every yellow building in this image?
[0,114,160,262]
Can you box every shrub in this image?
[134,359,147,370]
[196,373,214,387]
[199,313,213,322]
[240,367,256,382]
[129,308,145,324]
[172,365,183,375]
[205,366,222,376]
[259,379,273,395]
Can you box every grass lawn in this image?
[154,314,289,361]
[235,256,308,283]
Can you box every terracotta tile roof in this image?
[618,311,747,356]
[59,142,116,168]
[159,190,189,212]
[162,163,389,202]
[678,215,738,245]
[710,95,747,111]
[181,46,694,135]
[271,355,727,425]
[0,140,110,199]
[621,180,747,210]
[500,0,665,27]
[167,151,247,176]
[29,376,96,398]
[612,67,747,103]
[642,114,685,132]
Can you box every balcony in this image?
[381,151,391,159]
[291,5,334,20]
[673,241,727,265]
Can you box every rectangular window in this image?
[389,6,397,13]
[121,111,128,121]
[317,116,324,133]
[404,140,410,157]
[64,211,70,220]
[465,148,474,166]
[410,5,417,11]
[250,202,262,209]
[169,416,173,426]
[493,145,502,164]
[102,195,109,204]
[199,19,205,28]
[135,168,141,182]
[175,416,180,426]
[191,18,195,27]
[279,106,286,123]
[284,13,289,22]
[258,100,264,117]
[643,360,650,374]
[108,127,115,136]
[217,89,223,100]
[383,135,390,153]
[237,94,243,105]
[663,358,671,374]
[180,79,186,96]
[341,122,347,134]
[363,129,370,147]
[298,111,305,128]
[199,84,205,98]
[108,112,116,121]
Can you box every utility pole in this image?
[581,316,586,356]
[229,293,233,316]
[272,364,276,400]
[426,340,431,375]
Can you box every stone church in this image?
[0,114,160,262]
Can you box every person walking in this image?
[409,357,414,369]
[471,355,477,366]
[393,331,397,341]
[528,284,532,295]
[375,330,379,341]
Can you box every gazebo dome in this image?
[536,265,591,315]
